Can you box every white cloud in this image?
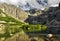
[50,4,59,7]
[0,0,60,10]
[0,0,27,5]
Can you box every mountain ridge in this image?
[0,3,29,22]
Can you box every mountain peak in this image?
[0,0,60,10]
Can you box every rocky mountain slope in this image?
[0,3,29,22]
[25,5,60,34]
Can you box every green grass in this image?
[0,9,47,39]
[21,24,47,32]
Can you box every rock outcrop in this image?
[0,3,29,22]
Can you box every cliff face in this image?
[0,3,29,22]
[25,6,60,25]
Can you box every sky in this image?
[0,0,60,10]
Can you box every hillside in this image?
[0,8,47,41]
[0,3,29,22]
[0,3,60,41]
